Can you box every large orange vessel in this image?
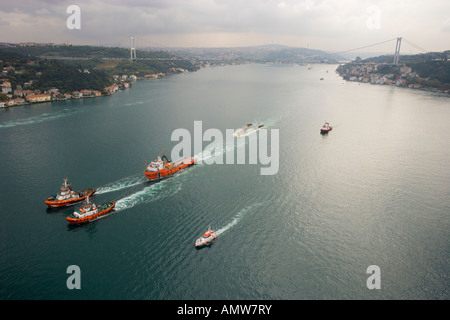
[66,196,115,225]
[45,178,95,208]
[144,152,196,182]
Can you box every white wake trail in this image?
[0,108,84,129]
[114,180,183,212]
[96,175,144,195]
[216,202,266,235]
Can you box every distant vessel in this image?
[66,196,115,224]
[45,178,95,208]
[144,150,196,182]
[195,226,219,247]
[320,77,324,80]
[233,123,252,136]
[234,124,264,137]
[320,122,333,133]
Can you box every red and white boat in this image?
[45,178,95,208]
[195,227,219,247]
[66,196,115,225]
[144,151,196,182]
[320,122,333,133]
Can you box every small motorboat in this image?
[195,226,219,247]
[45,178,95,208]
[320,122,333,133]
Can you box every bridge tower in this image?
[393,37,402,65]
[130,36,137,61]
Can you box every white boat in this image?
[235,124,264,137]
[195,226,218,247]
[233,123,252,136]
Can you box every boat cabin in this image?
[146,156,164,172]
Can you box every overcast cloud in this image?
[0,0,448,52]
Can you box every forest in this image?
[0,45,198,94]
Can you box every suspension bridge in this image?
[40,36,430,64]
[329,37,429,64]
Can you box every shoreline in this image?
[336,62,450,95]
[337,73,450,95]
[338,74,450,95]
[2,63,448,110]
[0,68,195,109]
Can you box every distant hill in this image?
[2,43,343,66]
[0,44,174,60]
[0,49,113,93]
[0,45,199,81]
[363,51,450,86]
[336,50,450,92]
[362,51,450,64]
[152,44,343,63]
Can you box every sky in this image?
[1,0,449,53]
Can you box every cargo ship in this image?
[45,178,95,208]
[144,151,196,182]
[66,196,115,225]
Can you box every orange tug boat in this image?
[144,152,197,182]
[66,196,115,225]
[45,178,95,208]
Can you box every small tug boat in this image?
[66,196,115,225]
[195,226,219,248]
[144,150,196,182]
[45,178,95,208]
[320,122,333,133]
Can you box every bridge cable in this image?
[402,39,429,53]
[329,38,398,55]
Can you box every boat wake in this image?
[236,125,263,137]
[216,202,266,235]
[114,179,183,212]
[193,137,236,163]
[0,99,149,130]
[96,174,144,195]
[193,116,280,164]
[0,108,84,129]
[234,121,266,137]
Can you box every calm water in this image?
[0,64,448,300]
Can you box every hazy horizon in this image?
[1,1,449,54]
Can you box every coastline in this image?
[338,74,450,95]
[3,61,448,110]
[0,71,183,109]
[336,62,450,95]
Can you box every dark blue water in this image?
[0,64,448,299]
